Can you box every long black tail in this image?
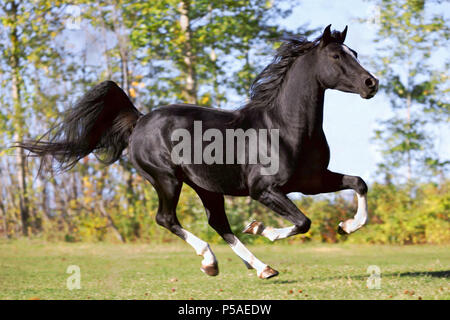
[16,81,142,172]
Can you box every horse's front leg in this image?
[244,170,368,239]
[315,170,368,234]
[337,191,368,234]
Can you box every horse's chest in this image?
[297,134,330,170]
[282,136,330,192]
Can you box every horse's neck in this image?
[276,59,325,138]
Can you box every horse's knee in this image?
[344,176,368,195]
[355,177,368,195]
[156,212,178,231]
[155,212,169,228]
[295,217,311,234]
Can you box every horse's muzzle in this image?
[360,76,379,99]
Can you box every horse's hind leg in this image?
[153,176,219,276]
[193,187,278,279]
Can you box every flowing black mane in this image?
[241,36,320,114]
[242,29,348,115]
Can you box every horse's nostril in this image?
[365,78,376,89]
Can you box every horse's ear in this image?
[340,25,348,43]
[320,24,333,47]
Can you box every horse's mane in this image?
[239,35,321,115]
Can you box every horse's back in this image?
[128,104,249,195]
[151,103,236,121]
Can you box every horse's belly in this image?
[181,164,249,196]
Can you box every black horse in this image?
[17,25,378,279]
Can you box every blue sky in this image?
[277,0,450,183]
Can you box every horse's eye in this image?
[332,54,339,60]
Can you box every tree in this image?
[0,0,67,235]
[366,0,449,183]
[0,0,314,240]
[124,0,310,109]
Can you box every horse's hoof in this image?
[258,266,279,279]
[337,224,349,235]
[243,220,263,235]
[338,220,357,235]
[201,263,219,276]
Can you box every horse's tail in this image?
[15,80,142,172]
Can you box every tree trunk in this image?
[179,0,197,104]
[6,163,20,236]
[0,169,9,238]
[108,4,137,215]
[10,2,31,236]
[101,19,113,79]
[406,92,412,182]
[110,0,130,95]
[99,201,125,243]
[0,203,8,238]
[40,178,52,221]
[208,4,220,107]
[98,169,125,242]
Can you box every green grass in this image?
[0,239,448,300]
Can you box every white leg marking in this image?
[240,257,254,269]
[339,193,368,234]
[183,229,217,266]
[244,220,299,241]
[261,225,298,241]
[228,235,267,276]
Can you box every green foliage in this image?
[124,0,309,107]
[347,181,450,244]
[0,1,448,246]
[6,179,447,245]
[365,0,449,182]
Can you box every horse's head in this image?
[315,25,378,99]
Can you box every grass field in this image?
[0,239,448,300]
